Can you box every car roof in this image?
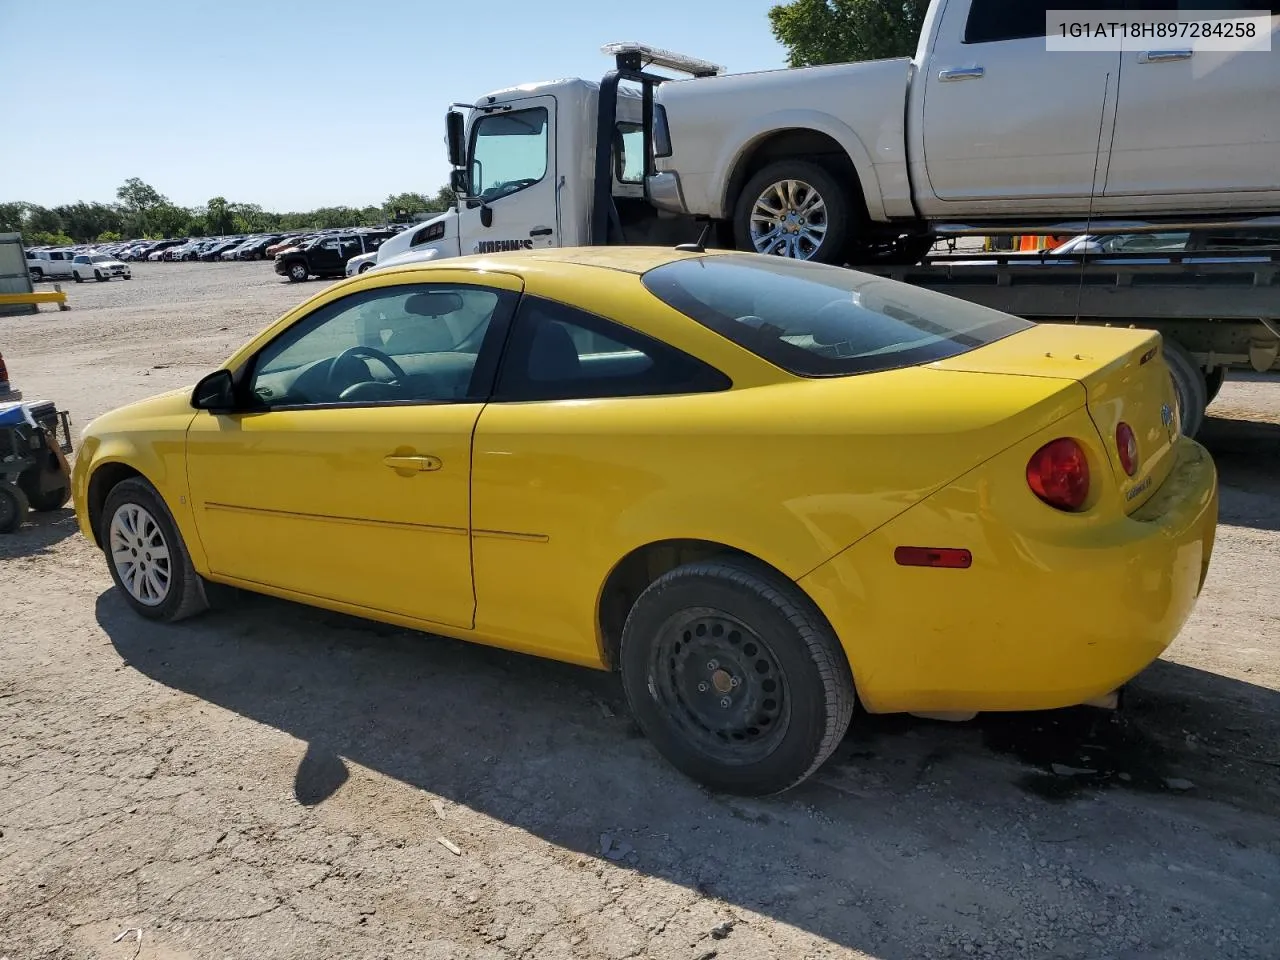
[385,245,717,280]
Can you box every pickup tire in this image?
[287,262,309,282]
[734,160,852,265]
[1163,338,1208,438]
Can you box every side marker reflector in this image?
[894,546,973,569]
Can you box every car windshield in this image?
[641,254,1032,377]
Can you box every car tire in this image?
[29,268,43,282]
[1163,338,1208,438]
[26,481,70,512]
[94,270,104,281]
[0,482,30,534]
[99,477,210,622]
[74,271,83,283]
[288,263,308,282]
[359,262,373,273]
[734,159,853,265]
[619,557,856,796]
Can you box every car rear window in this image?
[640,254,1032,377]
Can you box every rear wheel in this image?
[74,271,84,283]
[734,160,852,265]
[1164,338,1208,437]
[100,477,209,622]
[619,558,856,796]
[0,483,30,534]
[29,267,43,282]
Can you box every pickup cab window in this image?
[965,0,1121,44]
[469,107,548,202]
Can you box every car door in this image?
[469,294,732,662]
[185,272,521,628]
[918,0,1122,206]
[309,237,341,273]
[455,95,561,255]
[1103,1,1279,205]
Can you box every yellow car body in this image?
[72,246,1218,793]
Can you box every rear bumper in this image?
[801,436,1218,714]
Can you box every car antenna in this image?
[1075,70,1111,321]
[675,222,713,253]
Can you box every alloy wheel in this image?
[109,503,172,607]
[749,179,829,260]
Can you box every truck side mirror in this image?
[446,111,466,168]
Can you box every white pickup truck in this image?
[648,0,1280,263]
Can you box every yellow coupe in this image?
[72,247,1218,795]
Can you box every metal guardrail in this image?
[0,288,69,311]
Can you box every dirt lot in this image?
[2,262,1278,960]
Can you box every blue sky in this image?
[0,0,787,211]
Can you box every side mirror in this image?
[191,369,236,412]
[446,110,466,168]
[449,168,469,196]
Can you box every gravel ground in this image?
[1,262,1278,960]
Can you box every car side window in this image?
[493,296,730,402]
[319,238,339,252]
[247,283,514,409]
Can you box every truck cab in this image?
[377,46,720,273]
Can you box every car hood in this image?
[82,386,199,440]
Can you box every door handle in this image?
[938,65,984,82]
[383,454,442,472]
[529,227,554,237]
[1138,49,1192,63]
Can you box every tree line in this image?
[1,178,457,246]
[769,0,929,67]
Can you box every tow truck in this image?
[378,43,1280,437]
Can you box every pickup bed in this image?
[649,0,1280,263]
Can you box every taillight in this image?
[1026,438,1090,512]
[1116,422,1138,476]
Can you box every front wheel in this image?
[74,272,84,283]
[620,558,856,796]
[288,262,308,282]
[94,270,104,281]
[734,159,853,264]
[100,477,210,622]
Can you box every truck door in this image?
[918,0,1122,207]
[1103,3,1279,205]
[456,95,560,255]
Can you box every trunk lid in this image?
[932,324,1181,512]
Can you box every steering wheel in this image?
[325,345,410,399]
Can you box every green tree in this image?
[0,202,26,233]
[147,203,192,238]
[115,177,169,235]
[30,230,75,247]
[768,0,929,67]
[205,196,235,234]
[96,230,123,242]
[53,202,125,243]
[25,205,64,236]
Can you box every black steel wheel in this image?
[650,609,791,764]
[620,558,855,796]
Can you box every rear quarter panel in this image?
[468,266,1087,665]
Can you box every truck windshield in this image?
[469,107,548,202]
[641,254,1031,377]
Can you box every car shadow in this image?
[0,506,79,559]
[97,588,1280,957]
[1197,414,1280,531]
